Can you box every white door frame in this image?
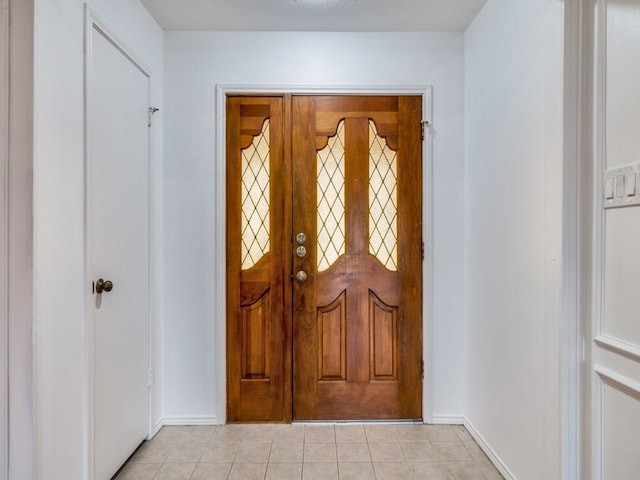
[214,85,434,424]
[563,0,586,478]
[84,10,154,479]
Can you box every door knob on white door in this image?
[95,278,114,294]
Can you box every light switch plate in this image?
[605,164,640,209]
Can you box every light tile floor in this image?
[116,424,504,480]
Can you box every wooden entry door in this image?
[292,96,422,420]
[226,95,423,422]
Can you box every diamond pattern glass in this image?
[241,119,270,270]
[317,120,346,272]
[369,120,398,271]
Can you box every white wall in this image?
[33,0,162,478]
[463,1,564,479]
[163,31,466,422]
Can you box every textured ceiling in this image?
[141,0,487,32]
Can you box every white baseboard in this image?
[464,418,517,480]
[161,416,220,426]
[429,414,465,425]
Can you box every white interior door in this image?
[588,1,640,478]
[87,24,150,480]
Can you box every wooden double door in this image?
[226,95,423,422]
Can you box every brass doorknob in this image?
[95,278,114,294]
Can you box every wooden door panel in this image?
[227,97,285,422]
[292,96,423,420]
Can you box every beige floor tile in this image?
[338,462,375,480]
[266,462,303,480]
[481,464,505,480]
[364,425,398,443]
[303,462,339,480]
[399,441,439,461]
[445,462,487,480]
[334,425,366,442]
[190,462,233,480]
[243,424,276,442]
[304,442,337,462]
[270,442,304,462]
[395,425,429,442]
[336,442,371,462]
[373,461,412,480]
[463,441,493,467]
[274,424,305,443]
[453,426,474,442]
[368,442,405,462]
[432,442,474,461]
[166,439,208,462]
[153,426,182,444]
[234,442,272,463]
[212,425,246,443]
[304,425,335,442]
[409,461,452,480]
[425,425,460,442]
[228,462,268,480]
[153,462,196,480]
[179,425,216,443]
[200,441,239,462]
[128,441,170,463]
[114,463,161,480]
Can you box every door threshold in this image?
[293,419,424,425]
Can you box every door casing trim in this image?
[215,85,434,423]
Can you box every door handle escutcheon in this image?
[95,278,114,294]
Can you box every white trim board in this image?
[464,419,517,480]
[214,85,434,424]
[161,416,219,426]
[430,414,464,425]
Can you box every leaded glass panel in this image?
[241,119,270,270]
[317,120,346,272]
[369,120,398,270]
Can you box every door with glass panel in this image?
[226,95,423,422]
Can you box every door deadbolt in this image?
[95,278,114,294]
[296,246,307,258]
[295,271,308,283]
[296,232,307,244]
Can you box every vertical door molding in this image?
[563,0,592,478]
[6,0,34,477]
[0,0,9,476]
[215,85,433,423]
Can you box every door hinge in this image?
[148,107,159,127]
[421,241,425,261]
[148,367,155,387]
[421,120,430,140]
